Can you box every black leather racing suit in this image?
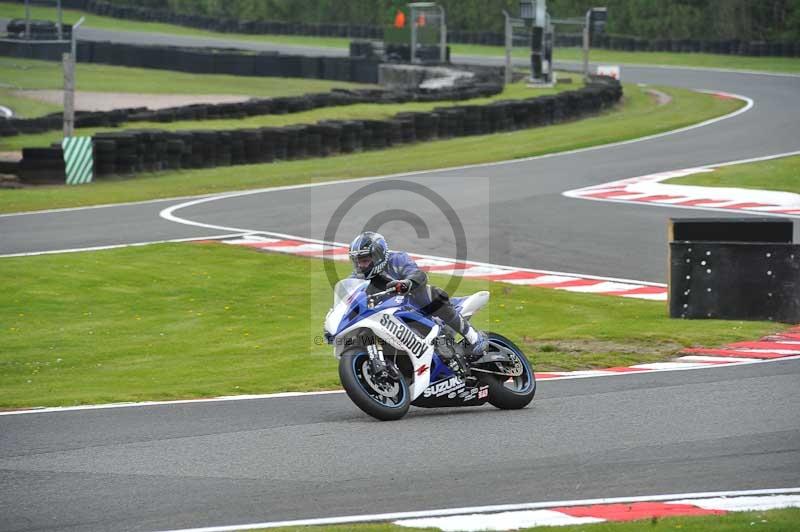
[356,251,471,337]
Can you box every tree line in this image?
[106,0,800,41]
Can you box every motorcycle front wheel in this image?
[339,348,410,421]
[482,333,536,410]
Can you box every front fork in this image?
[366,341,401,381]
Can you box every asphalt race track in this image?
[1,360,798,532]
[1,26,800,532]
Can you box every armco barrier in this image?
[10,0,796,58]
[20,78,618,183]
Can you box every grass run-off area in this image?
[0,82,743,213]
[0,58,568,150]
[0,243,786,409]
[1,2,799,74]
[262,508,800,531]
[667,154,800,194]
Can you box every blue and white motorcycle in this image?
[324,279,536,421]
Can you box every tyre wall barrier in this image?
[0,39,382,83]
[0,81,504,138]
[17,79,620,183]
[18,146,66,184]
[5,19,73,40]
[669,218,800,323]
[10,0,797,58]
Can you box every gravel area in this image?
[11,90,253,111]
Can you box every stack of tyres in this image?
[145,130,169,172]
[394,117,416,144]
[217,132,233,167]
[485,103,511,133]
[188,131,215,168]
[338,121,363,153]
[255,53,282,77]
[93,137,116,177]
[361,120,389,150]
[561,92,582,120]
[396,112,437,141]
[283,125,308,160]
[270,97,290,115]
[174,105,199,121]
[459,106,484,136]
[19,147,66,184]
[314,122,343,156]
[0,119,18,138]
[261,128,284,161]
[257,128,278,162]
[583,88,603,113]
[300,56,322,79]
[537,96,556,126]
[165,134,185,170]
[386,120,404,146]
[241,129,263,164]
[433,108,464,138]
[287,96,313,114]
[103,133,140,175]
[304,127,323,157]
[507,101,531,129]
[168,132,194,168]
[280,56,303,78]
[230,130,247,165]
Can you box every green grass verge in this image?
[0,243,785,409]
[0,87,61,118]
[2,2,799,73]
[262,508,800,531]
[0,66,572,151]
[0,84,743,213]
[667,154,800,194]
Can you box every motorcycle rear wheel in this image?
[482,333,536,410]
[339,348,410,421]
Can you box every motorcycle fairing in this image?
[331,305,438,400]
[326,279,492,404]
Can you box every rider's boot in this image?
[463,328,489,362]
[448,313,488,362]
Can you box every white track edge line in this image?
[1,87,753,219]
[3,355,797,417]
[0,233,248,258]
[155,487,800,532]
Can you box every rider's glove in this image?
[387,279,413,294]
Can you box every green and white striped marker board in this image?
[62,136,93,185]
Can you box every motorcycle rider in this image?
[348,231,488,360]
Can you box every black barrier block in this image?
[669,242,800,323]
[671,218,793,243]
[669,218,799,323]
